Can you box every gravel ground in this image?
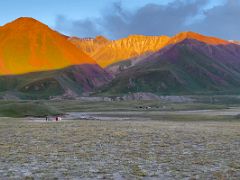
[0,118,240,179]
[66,107,240,118]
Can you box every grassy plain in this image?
[0,98,230,117]
[1,97,240,179]
[1,117,240,179]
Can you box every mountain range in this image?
[0,17,111,99]
[69,35,170,67]
[0,17,240,99]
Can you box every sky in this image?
[0,0,239,40]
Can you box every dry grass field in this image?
[1,116,240,179]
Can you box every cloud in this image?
[55,0,240,40]
[100,0,208,38]
[55,15,102,37]
[191,0,240,40]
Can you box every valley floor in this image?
[1,114,240,179]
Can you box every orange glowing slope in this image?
[69,36,110,55]
[165,31,230,46]
[71,32,231,68]
[0,17,96,75]
[70,35,171,67]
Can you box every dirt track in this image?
[63,107,240,121]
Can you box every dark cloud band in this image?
[55,0,240,40]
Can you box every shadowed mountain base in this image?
[0,64,111,99]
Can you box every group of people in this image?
[45,116,62,122]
